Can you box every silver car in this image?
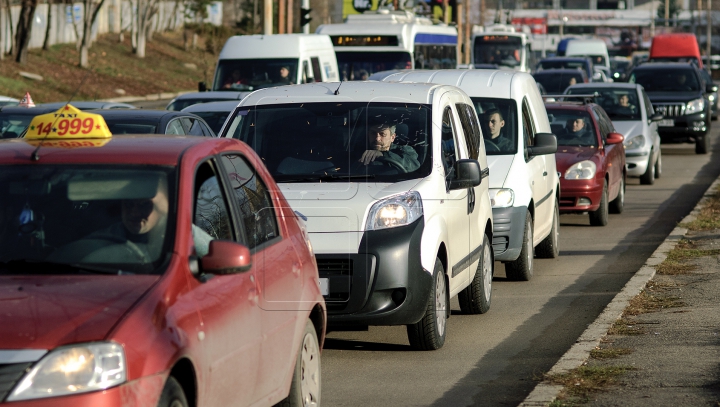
[564,83,663,185]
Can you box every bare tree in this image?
[4,0,14,56]
[79,0,107,67]
[133,0,159,58]
[42,0,52,50]
[15,0,38,64]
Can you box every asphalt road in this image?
[320,128,720,407]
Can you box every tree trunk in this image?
[4,0,14,55]
[15,0,38,64]
[136,27,146,57]
[42,0,52,50]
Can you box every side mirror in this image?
[606,132,624,145]
[650,113,664,122]
[200,240,252,275]
[448,159,482,190]
[592,72,602,81]
[527,133,557,156]
[198,81,207,92]
[707,84,719,93]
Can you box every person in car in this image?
[484,109,512,151]
[358,120,420,172]
[560,117,593,145]
[278,66,293,85]
[617,94,637,114]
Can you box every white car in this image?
[220,81,494,350]
[376,70,561,281]
[565,83,663,184]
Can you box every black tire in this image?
[536,199,560,259]
[589,181,609,226]
[458,234,493,314]
[640,155,655,185]
[609,176,625,214]
[696,133,708,154]
[654,150,662,178]
[505,211,533,281]
[157,376,188,407]
[407,258,447,350]
[275,319,321,407]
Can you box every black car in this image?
[532,69,589,94]
[698,68,719,121]
[534,57,594,82]
[89,110,216,136]
[628,62,717,154]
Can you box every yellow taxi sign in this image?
[25,104,112,140]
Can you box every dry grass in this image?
[546,365,637,406]
[589,347,633,360]
[682,187,720,231]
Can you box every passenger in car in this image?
[359,120,420,172]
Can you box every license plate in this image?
[658,119,675,127]
[319,278,329,296]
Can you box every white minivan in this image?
[220,81,493,350]
[207,34,339,92]
[565,39,611,71]
[377,70,561,281]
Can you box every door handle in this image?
[543,171,548,176]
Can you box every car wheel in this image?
[458,234,493,314]
[654,150,662,178]
[407,258,447,350]
[589,181,609,226]
[609,176,625,214]
[276,319,321,407]
[640,154,655,185]
[505,211,533,281]
[696,133,708,154]
[157,377,188,407]
[536,198,559,258]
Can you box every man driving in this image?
[484,109,512,151]
[359,120,420,172]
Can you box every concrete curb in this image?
[97,90,195,104]
[518,175,720,407]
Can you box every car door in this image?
[186,159,262,406]
[594,107,623,198]
[440,103,471,294]
[216,153,302,401]
[521,99,551,243]
[641,89,661,153]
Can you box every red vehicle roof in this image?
[649,33,703,68]
[0,135,236,166]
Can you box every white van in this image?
[208,34,339,92]
[565,39,610,71]
[219,81,493,350]
[377,70,560,280]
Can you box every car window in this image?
[455,103,480,160]
[630,69,700,92]
[311,57,323,82]
[193,161,234,257]
[593,107,615,142]
[642,90,654,117]
[521,99,536,150]
[470,97,517,155]
[184,118,205,136]
[218,154,278,248]
[200,121,215,137]
[441,107,458,181]
[166,118,186,135]
[546,108,597,147]
[566,87,641,120]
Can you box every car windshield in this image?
[335,52,412,80]
[192,111,230,134]
[533,72,584,93]
[224,102,432,183]
[565,88,641,120]
[0,166,175,275]
[103,120,158,134]
[537,59,587,71]
[213,59,299,91]
[473,36,522,68]
[546,109,598,147]
[0,113,36,139]
[630,69,700,92]
[469,97,518,155]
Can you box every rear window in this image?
[533,72,585,94]
[630,68,700,92]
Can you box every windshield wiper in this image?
[277,174,375,182]
[0,260,130,275]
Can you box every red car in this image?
[0,107,325,406]
[545,100,626,226]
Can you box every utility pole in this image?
[665,0,669,26]
[465,0,471,64]
[264,0,272,34]
[279,0,285,33]
[287,0,294,33]
[651,0,655,36]
[457,3,463,63]
[708,0,712,73]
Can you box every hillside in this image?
[0,31,220,103]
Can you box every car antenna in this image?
[30,70,91,161]
[334,80,342,95]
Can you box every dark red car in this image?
[0,107,325,406]
[545,100,626,226]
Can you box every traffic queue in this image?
[1,27,716,407]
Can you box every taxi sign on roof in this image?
[25,104,111,140]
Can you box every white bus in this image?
[316,10,458,81]
[471,24,534,72]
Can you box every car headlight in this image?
[366,191,423,231]
[686,98,705,114]
[489,188,514,208]
[565,160,596,180]
[623,134,645,150]
[8,343,126,401]
[709,94,716,102]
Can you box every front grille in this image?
[653,103,686,117]
[316,258,353,276]
[0,362,32,401]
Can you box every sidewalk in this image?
[521,177,720,406]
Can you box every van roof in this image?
[649,33,702,68]
[376,69,533,99]
[218,34,333,60]
[238,82,453,106]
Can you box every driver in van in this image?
[484,109,512,151]
[278,66,293,85]
[359,120,420,172]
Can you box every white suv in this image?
[220,81,493,350]
[377,70,561,280]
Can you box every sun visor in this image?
[68,172,162,201]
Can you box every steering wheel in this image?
[484,139,501,153]
[84,234,152,263]
[374,155,408,173]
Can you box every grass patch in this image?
[654,239,720,275]
[656,259,696,275]
[546,365,637,405]
[667,248,720,260]
[608,318,646,335]
[681,187,720,231]
[590,347,633,360]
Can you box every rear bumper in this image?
[558,179,603,213]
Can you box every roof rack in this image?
[542,93,597,104]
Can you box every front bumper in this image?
[558,178,604,213]
[491,206,528,262]
[318,218,432,327]
[657,112,708,143]
[625,150,651,177]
